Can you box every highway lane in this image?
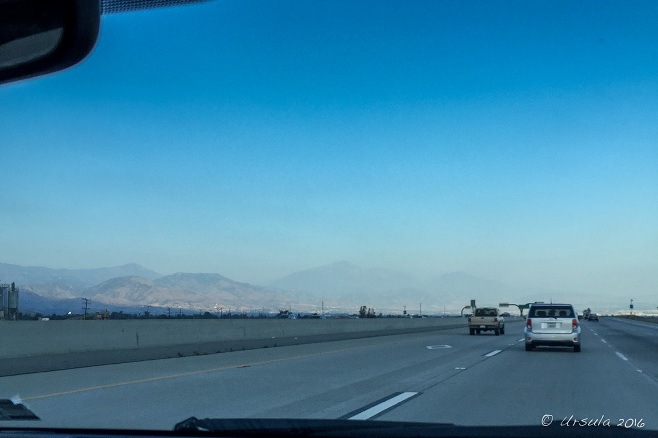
[382,317,658,427]
[1,318,657,431]
[583,317,658,384]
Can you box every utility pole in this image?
[82,298,90,320]
[420,303,422,316]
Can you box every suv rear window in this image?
[529,306,574,318]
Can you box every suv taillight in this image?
[468,317,471,323]
[526,318,532,330]
[572,319,578,330]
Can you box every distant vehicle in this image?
[307,314,326,319]
[276,313,296,319]
[588,313,599,321]
[468,307,504,335]
[583,308,592,320]
[525,303,581,352]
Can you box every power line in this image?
[82,298,91,320]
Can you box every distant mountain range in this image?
[0,263,161,290]
[270,261,422,312]
[83,273,303,312]
[1,261,643,316]
[268,262,510,313]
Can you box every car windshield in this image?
[2,0,658,434]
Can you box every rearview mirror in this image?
[0,0,100,85]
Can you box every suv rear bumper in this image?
[524,330,581,346]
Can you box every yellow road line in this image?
[21,331,449,401]
[22,343,386,400]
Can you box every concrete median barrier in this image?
[0,317,468,376]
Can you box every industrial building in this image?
[0,282,19,320]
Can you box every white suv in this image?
[524,303,581,352]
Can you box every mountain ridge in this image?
[0,262,162,289]
[4,261,638,315]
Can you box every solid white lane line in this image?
[615,351,629,361]
[348,392,418,420]
[484,350,502,357]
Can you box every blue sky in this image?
[2,0,657,301]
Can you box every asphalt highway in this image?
[2,318,657,431]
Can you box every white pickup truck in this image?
[468,307,505,335]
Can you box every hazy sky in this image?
[2,0,657,299]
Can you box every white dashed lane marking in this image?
[347,392,419,420]
[616,351,629,361]
[484,350,502,357]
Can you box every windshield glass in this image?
[2,0,658,433]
